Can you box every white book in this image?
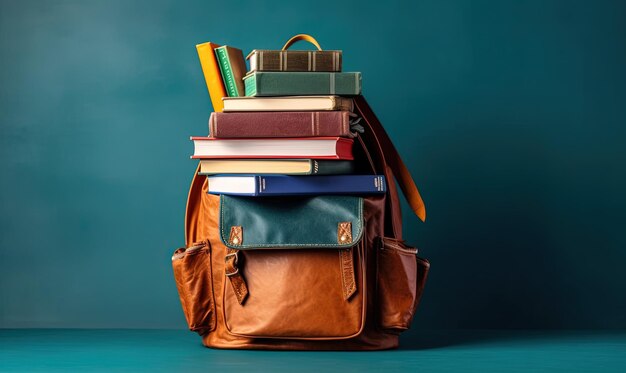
[222,96,353,112]
[190,137,354,160]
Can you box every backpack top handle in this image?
[281,34,323,51]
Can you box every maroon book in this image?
[209,111,354,138]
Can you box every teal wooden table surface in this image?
[1,329,625,372]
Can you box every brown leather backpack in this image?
[172,96,430,350]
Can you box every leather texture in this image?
[171,242,216,335]
[219,195,363,249]
[376,237,430,331]
[353,96,426,224]
[173,96,429,350]
[209,111,353,138]
[224,246,248,305]
[223,245,364,339]
[182,183,399,350]
[338,222,352,244]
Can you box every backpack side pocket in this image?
[376,237,429,332]
[172,241,216,335]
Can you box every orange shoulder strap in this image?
[184,164,205,247]
[353,96,426,222]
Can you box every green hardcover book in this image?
[244,72,361,97]
[215,46,248,97]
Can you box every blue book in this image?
[206,175,386,196]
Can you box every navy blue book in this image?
[206,175,386,196]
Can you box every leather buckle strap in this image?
[225,248,248,304]
[184,164,205,247]
[340,248,356,300]
[224,251,239,277]
[224,251,239,265]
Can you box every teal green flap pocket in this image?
[219,195,364,249]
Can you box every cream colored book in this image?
[222,96,353,112]
[199,159,354,175]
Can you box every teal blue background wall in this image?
[1,0,625,335]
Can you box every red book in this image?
[209,111,354,138]
[191,137,354,160]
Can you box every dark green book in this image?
[309,160,355,175]
[244,72,361,97]
[215,46,247,97]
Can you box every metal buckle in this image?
[225,251,239,265]
[225,267,239,277]
[224,251,239,277]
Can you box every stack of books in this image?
[191,39,386,196]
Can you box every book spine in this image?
[336,97,354,111]
[249,54,258,71]
[256,175,386,196]
[215,47,239,97]
[311,160,355,175]
[226,47,248,96]
[249,51,342,72]
[200,160,313,175]
[245,73,361,97]
[255,176,262,196]
[210,111,352,138]
[244,74,257,96]
[196,42,226,112]
[190,138,354,160]
[208,112,217,137]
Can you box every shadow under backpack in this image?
[172,96,430,350]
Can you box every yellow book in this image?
[196,42,227,112]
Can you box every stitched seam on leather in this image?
[206,243,216,332]
[342,250,352,298]
[339,250,346,297]
[383,242,418,255]
[232,278,243,298]
[174,260,191,327]
[229,226,242,245]
[337,222,352,244]
[340,248,356,299]
[219,197,363,248]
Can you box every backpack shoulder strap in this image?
[185,164,205,247]
[353,96,426,222]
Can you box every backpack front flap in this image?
[219,195,364,249]
[217,194,367,340]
